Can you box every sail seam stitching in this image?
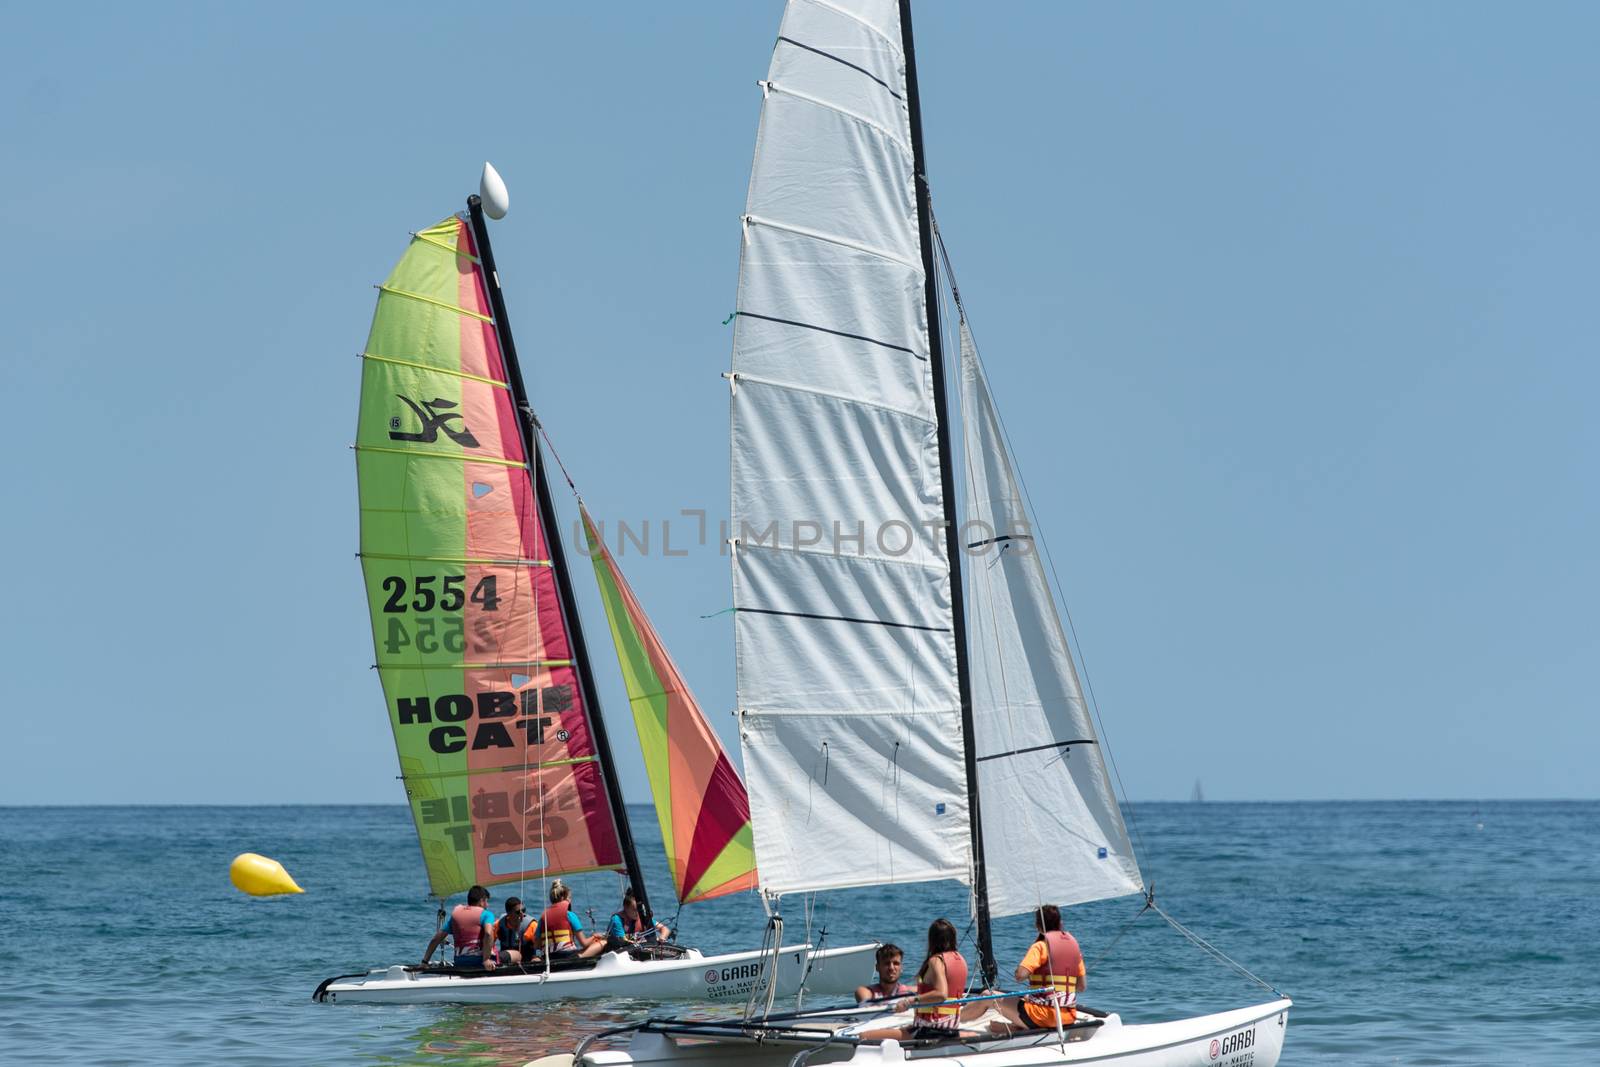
[975,739,1097,763]
[775,36,902,100]
[355,445,524,468]
[765,80,912,157]
[740,705,958,719]
[797,0,905,60]
[402,755,596,777]
[378,660,574,671]
[735,311,925,360]
[377,284,494,323]
[734,534,949,576]
[411,230,481,263]
[745,213,922,274]
[738,605,949,632]
[359,551,551,567]
[360,352,508,388]
[732,370,932,425]
[964,532,1034,550]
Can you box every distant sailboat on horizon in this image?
[1192,780,1205,803]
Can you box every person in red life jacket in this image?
[421,884,498,971]
[989,903,1086,1034]
[523,879,605,960]
[604,887,670,950]
[494,896,534,966]
[860,919,977,1042]
[854,943,916,1004]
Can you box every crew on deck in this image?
[524,879,605,960]
[855,943,915,1004]
[494,896,533,965]
[606,887,670,950]
[989,904,1086,1034]
[860,919,977,1042]
[421,884,498,970]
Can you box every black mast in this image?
[898,0,997,988]
[466,194,655,924]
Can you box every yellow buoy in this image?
[230,852,305,896]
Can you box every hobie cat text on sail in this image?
[394,686,573,754]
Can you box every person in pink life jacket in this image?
[855,943,916,1004]
[860,919,980,1042]
[421,884,498,970]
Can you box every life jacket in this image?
[613,910,646,937]
[448,905,492,961]
[913,951,968,1029]
[497,914,532,954]
[536,901,575,951]
[1024,930,1084,1010]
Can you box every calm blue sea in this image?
[1,802,1594,1065]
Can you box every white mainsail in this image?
[958,321,1143,913]
[731,0,969,896]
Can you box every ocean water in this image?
[1,801,1594,1065]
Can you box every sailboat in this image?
[543,0,1293,1061]
[315,169,877,1005]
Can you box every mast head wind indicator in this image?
[479,161,510,219]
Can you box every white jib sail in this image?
[959,321,1144,912]
[731,0,970,896]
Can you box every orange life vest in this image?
[913,951,968,1029]
[535,901,575,950]
[1023,930,1083,1025]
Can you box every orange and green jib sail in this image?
[582,506,758,903]
[355,216,625,898]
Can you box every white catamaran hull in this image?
[318,942,878,1005]
[555,998,1291,1067]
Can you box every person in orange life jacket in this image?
[855,943,916,1004]
[494,896,534,965]
[523,879,605,960]
[859,919,979,1042]
[988,903,1086,1034]
[605,887,670,950]
[421,884,498,970]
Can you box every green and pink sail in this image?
[583,506,758,903]
[356,216,624,897]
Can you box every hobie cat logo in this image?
[389,395,479,447]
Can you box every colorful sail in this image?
[582,506,758,903]
[355,216,625,898]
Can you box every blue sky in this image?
[3,2,1595,804]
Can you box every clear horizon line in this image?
[1,796,1594,809]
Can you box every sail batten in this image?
[356,215,627,898]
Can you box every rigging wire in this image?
[1151,901,1283,998]
[535,418,582,501]
[930,225,979,936]
[932,219,1278,1003]
[934,211,1052,925]
[929,212,1152,879]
